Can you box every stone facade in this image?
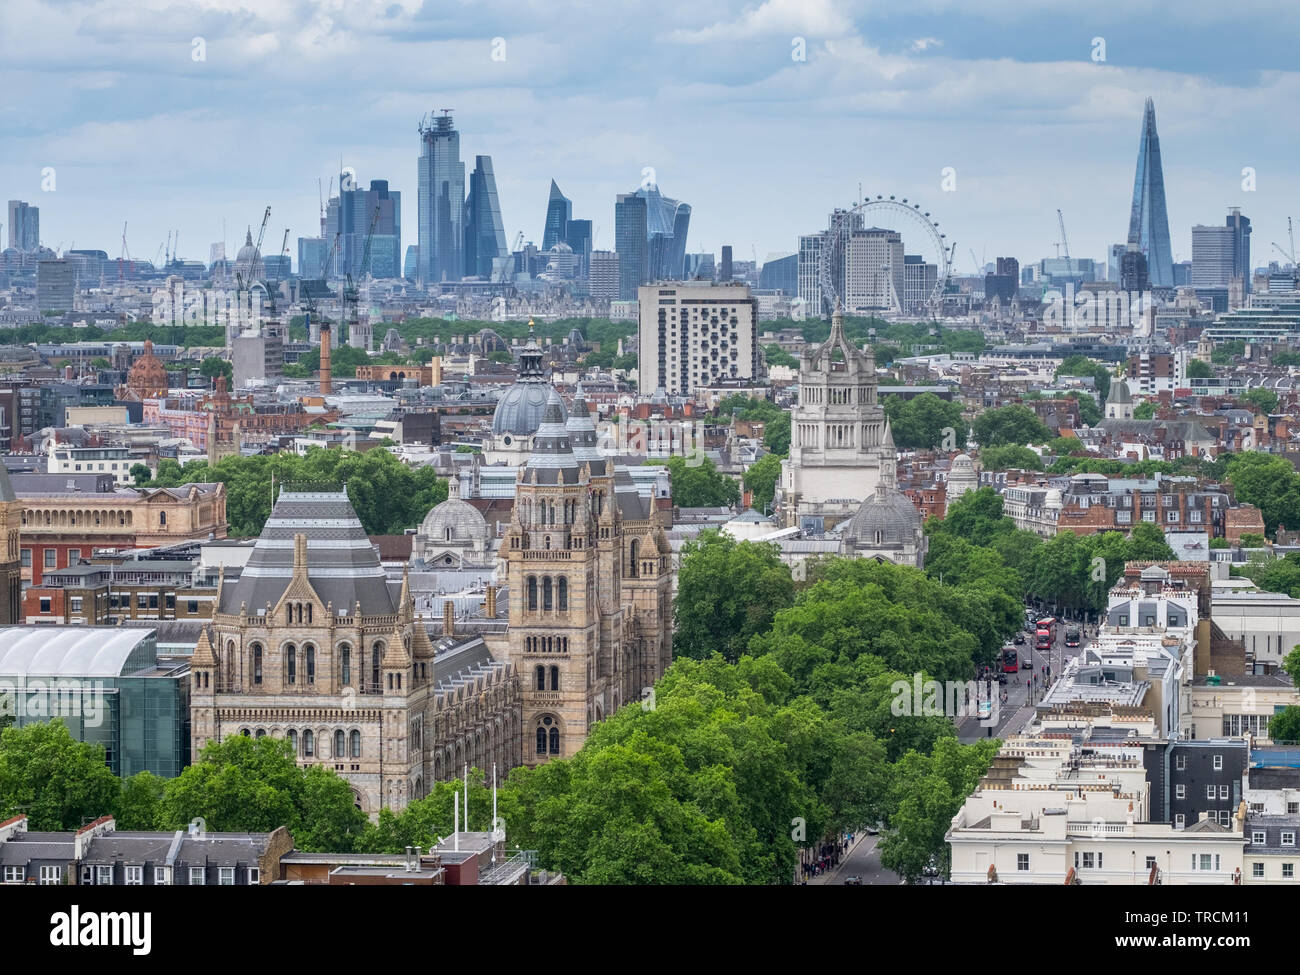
[190,488,521,817]
[501,394,673,766]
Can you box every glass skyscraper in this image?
[417,112,465,285]
[615,192,647,300]
[543,180,572,251]
[1127,98,1174,288]
[325,176,401,279]
[464,155,508,279]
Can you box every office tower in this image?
[997,257,1019,281]
[417,111,465,285]
[7,201,39,251]
[297,237,328,279]
[1120,241,1150,292]
[65,250,107,284]
[984,257,1019,305]
[1226,207,1251,293]
[464,155,508,279]
[638,282,759,396]
[565,219,592,277]
[684,252,715,280]
[759,253,798,294]
[615,193,647,300]
[403,246,419,280]
[798,234,825,311]
[325,175,401,279]
[904,256,938,312]
[589,250,619,300]
[845,228,904,313]
[542,180,572,251]
[1127,97,1174,287]
[641,184,690,281]
[720,246,733,282]
[1173,261,1192,286]
[36,260,75,312]
[1107,243,1126,282]
[1192,224,1234,288]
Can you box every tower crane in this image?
[117,223,131,282]
[265,228,290,318]
[1057,209,1071,262]
[344,206,381,334]
[253,206,271,276]
[302,231,341,325]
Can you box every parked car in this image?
[844,875,863,885]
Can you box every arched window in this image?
[252,644,263,685]
[549,727,560,755]
[306,603,312,624]
[535,665,545,691]
[536,727,547,755]
[543,577,553,611]
[159,511,166,527]
[527,576,538,611]
[334,730,345,757]
[550,666,559,691]
[240,728,250,737]
[286,644,296,684]
[303,730,314,757]
[557,577,568,611]
[629,539,640,577]
[350,730,361,758]
[544,535,552,550]
[340,645,351,686]
[286,604,293,625]
[255,728,266,738]
[288,729,298,754]
[372,644,382,688]
[305,645,316,684]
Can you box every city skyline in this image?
[4,1,1300,275]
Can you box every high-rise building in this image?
[845,228,904,314]
[589,250,619,300]
[637,282,759,396]
[684,252,715,280]
[7,201,39,251]
[36,260,75,312]
[463,155,507,279]
[614,193,647,300]
[1108,243,1126,283]
[542,180,572,251]
[720,246,733,282]
[1120,241,1150,292]
[798,233,825,312]
[1127,97,1174,288]
[324,175,401,279]
[564,219,592,277]
[903,255,938,313]
[1226,207,1252,294]
[297,237,329,280]
[1192,224,1235,288]
[417,111,465,285]
[759,253,798,295]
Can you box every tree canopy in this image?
[659,456,741,509]
[972,404,1053,447]
[883,393,966,450]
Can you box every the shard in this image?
[1127,97,1174,288]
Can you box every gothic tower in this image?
[0,467,20,624]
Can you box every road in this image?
[956,618,1093,744]
[807,834,900,886]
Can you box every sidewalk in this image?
[805,833,871,886]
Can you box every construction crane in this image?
[344,205,381,334]
[265,228,290,317]
[302,231,341,325]
[1272,217,1297,267]
[252,206,271,277]
[117,222,131,282]
[1057,209,1071,262]
[969,248,981,275]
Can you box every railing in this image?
[1065,821,1130,836]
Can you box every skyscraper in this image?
[1127,98,1174,288]
[417,111,465,285]
[542,180,572,251]
[1226,206,1251,293]
[1191,224,1234,288]
[325,175,401,279]
[464,155,507,279]
[720,246,733,282]
[564,219,592,277]
[7,201,39,251]
[614,193,647,300]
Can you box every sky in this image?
[5,0,1300,275]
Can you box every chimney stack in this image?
[320,323,332,395]
[443,599,455,636]
[485,584,496,618]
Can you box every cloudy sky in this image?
[4,0,1298,274]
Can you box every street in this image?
[807,833,900,886]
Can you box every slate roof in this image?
[217,489,397,617]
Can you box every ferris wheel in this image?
[817,196,953,319]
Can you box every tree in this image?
[763,344,798,368]
[1067,390,1103,427]
[1126,521,1176,562]
[117,771,165,830]
[1048,436,1085,456]
[129,463,152,485]
[1133,401,1156,420]
[675,532,794,664]
[743,454,782,513]
[199,355,234,384]
[1054,355,1111,400]
[1240,533,1267,548]
[977,444,1041,472]
[661,456,740,509]
[1225,452,1300,538]
[488,349,514,364]
[160,735,368,851]
[0,720,122,831]
[972,405,1052,447]
[1242,387,1279,414]
[1268,706,1300,744]
[1187,359,1213,379]
[883,393,966,450]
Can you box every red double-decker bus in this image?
[1035,617,1056,651]
[1002,647,1019,673]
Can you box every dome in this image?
[844,484,922,547]
[493,383,565,436]
[419,498,490,546]
[234,227,263,278]
[952,453,974,472]
[126,339,168,399]
[549,241,573,254]
[1106,378,1133,405]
